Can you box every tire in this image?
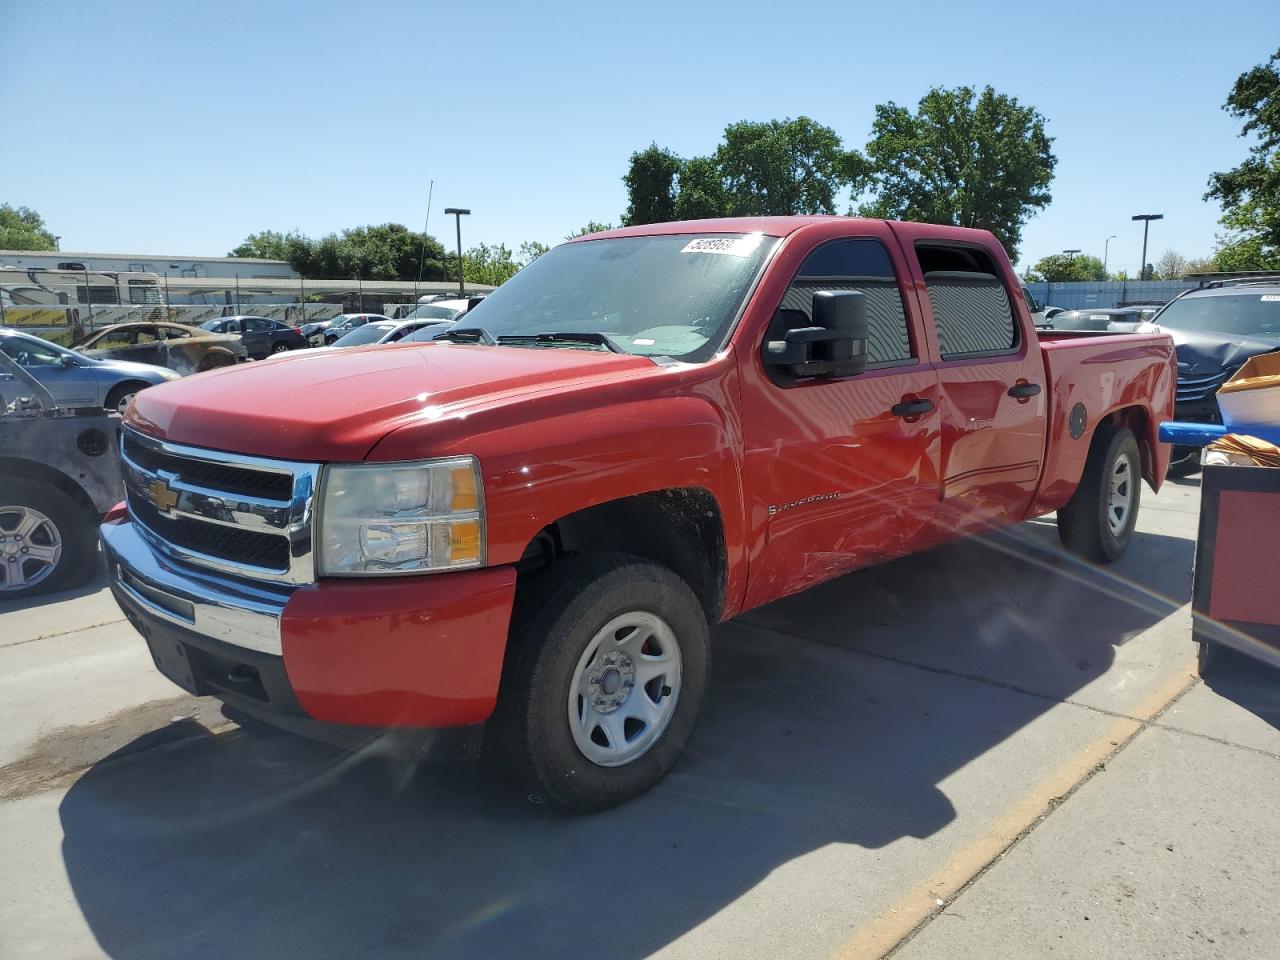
[104,380,150,416]
[1168,446,1201,478]
[491,554,710,812]
[270,342,292,354]
[1057,425,1141,564]
[197,349,236,372]
[0,479,97,598]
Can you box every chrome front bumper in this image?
[101,520,293,656]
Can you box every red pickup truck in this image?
[103,217,1175,810]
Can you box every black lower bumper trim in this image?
[110,578,484,761]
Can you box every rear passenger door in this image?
[741,233,942,609]
[911,240,1048,530]
[239,317,270,358]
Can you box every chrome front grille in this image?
[1175,371,1228,403]
[120,428,320,584]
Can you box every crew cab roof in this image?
[578,216,1002,245]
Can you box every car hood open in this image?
[125,341,658,461]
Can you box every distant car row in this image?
[0,298,474,415]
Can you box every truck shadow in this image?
[57,521,1194,960]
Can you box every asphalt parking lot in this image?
[2,476,1278,960]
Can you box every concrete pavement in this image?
[2,475,1278,960]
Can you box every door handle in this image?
[891,398,934,417]
[1007,382,1042,399]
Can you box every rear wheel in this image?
[491,554,709,812]
[104,380,150,415]
[0,479,96,598]
[270,342,292,355]
[1058,425,1141,563]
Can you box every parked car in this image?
[103,217,1174,811]
[299,318,335,347]
[401,299,470,325]
[400,321,460,343]
[198,315,307,358]
[73,321,247,374]
[0,351,125,598]
[1145,276,1280,476]
[1042,308,1150,332]
[0,327,178,414]
[329,318,456,348]
[322,313,394,345]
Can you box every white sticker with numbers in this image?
[1262,295,1280,301]
[681,234,764,257]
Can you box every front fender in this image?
[370,391,749,617]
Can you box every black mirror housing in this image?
[764,290,869,380]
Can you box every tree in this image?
[1154,249,1188,280]
[0,204,57,250]
[712,117,863,216]
[858,85,1056,262]
[673,155,728,220]
[622,144,681,225]
[565,221,614,240]
[517,240,550,266]
[228,224,449,280]
[1206,47,1280,270]
[1027,253,1106,282]
[1183,255,1219,275]
[461,243,520,285]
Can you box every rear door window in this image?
[916,244,1018,359]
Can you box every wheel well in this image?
[520,488,728,622]
[105,380,150,404]
[0,457,98,519]
[1102,405,1153,481]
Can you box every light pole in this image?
[1103,235,1117,275]
[53,235,61,252]
[1132,214,1163,281]
[444,207,470,297]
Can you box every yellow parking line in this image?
[831,660,1199,960]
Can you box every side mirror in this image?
[764,291,869,380]
[60,354,79,367]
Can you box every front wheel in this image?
[104,380,149,415]
[492,555,709,812]
[1057,425,1141,563]
[0,479,96,597]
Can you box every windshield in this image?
[333,322,397,346]
[460,232,778,361]
[198,320,221,331]
[1154,292,1280,339]
[405,304,461,321]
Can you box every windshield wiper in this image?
[435,326,497,345]
[495,332,628,354]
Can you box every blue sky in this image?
[2,0,1277,273]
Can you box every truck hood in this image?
[125,341,658,461]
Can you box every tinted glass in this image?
[243,317,269,332]
[402,322,454,342]
[1154,293,1280,338]
[198,320,223,332]
[925,271,1018,358]
[405,304,461,321]
[1,335,64,364]
[333,322,397,347]
[461,233,778,361]
[777,238,913,364]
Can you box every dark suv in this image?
[1150,276,1280,474]
[198,315,307,358]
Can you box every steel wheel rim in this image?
[1107,456,1133,537]
[0,505,63,591]
[567,611,683,767]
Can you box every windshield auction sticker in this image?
[681,234,764,257]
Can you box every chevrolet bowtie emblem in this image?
[148,476,179,513]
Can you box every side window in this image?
[917,244,1018,359]
[224,320,240,333]
[775,238,913,365]
[243,317,268,332]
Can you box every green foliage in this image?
[517,240,550,265]
[565,221,615,240]
[229,224,449,280]
[1027,253,1106,282]
[673,155,728,220]
[622,144,681,226]
[1207,47,1280,270]
[1154,249,1188,280]
[0,203,57,250]
[712,117,863,216]
[461,243,519,285]
[858,85,1056,262]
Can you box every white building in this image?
[0,249,297,281]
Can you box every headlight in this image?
[318,457,484,576]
